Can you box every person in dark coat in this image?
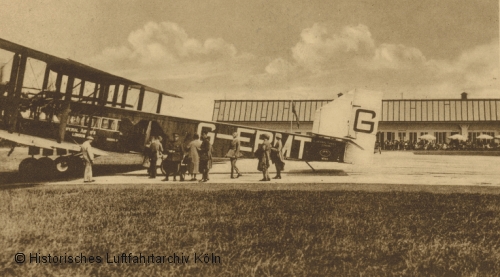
[163,133,184,181]
[198,131,212,182]
[271,133,284,179]
[257,133,271,181]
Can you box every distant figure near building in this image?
[226,131,242,179]
[198,132,212,182]
[81,136,95,183]
[375,141,382,154]
[271,133,284,179]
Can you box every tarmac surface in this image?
[41,151,500,187]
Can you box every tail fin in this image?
[312,89,383,164]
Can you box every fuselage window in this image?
[80,116,87,126]
[91,117,100,128]
[109,120,119,131]
[101,119,109,129]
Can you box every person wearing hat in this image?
[226,131,243,179]
[271,133,284,179]
[81,136,95,183]
[163,133,184,181]
[257,133,272,181]
[148,136,163,179]
[198,131,213,182]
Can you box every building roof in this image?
[212,99,332,122]
[213,98,500,123]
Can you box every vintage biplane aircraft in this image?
[0,38,382,180]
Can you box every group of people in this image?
[376,139,500,152]
[254,133,285,181]
[146,132,212,182]
[80,131,286,183]
[146,131,286,182]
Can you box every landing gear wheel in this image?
[161,160,186,180]
[19,158,38,179]
[54,157,70,176]
[37,157,55,179]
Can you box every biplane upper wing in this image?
[0,37,181,98]
[0,129,108,156]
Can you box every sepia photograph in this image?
[0,0,499,275]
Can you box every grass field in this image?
[1,188,500,276]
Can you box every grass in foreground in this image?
[1,188,500,276]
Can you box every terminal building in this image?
[212,92,500,144]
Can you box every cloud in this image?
[285,23,430,73]
[427,39,499,97]
[265,57,295,75]
[290,23,375,72]
[364,43,427,70]
[263,23,498,99]
[92,21,247,73]
[89,20,497,115]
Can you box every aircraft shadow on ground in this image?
[286,169,348,176]
[0,164,145,187]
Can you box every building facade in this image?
[212,93,500,144]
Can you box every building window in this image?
[434,132,447,144]
[470,131,495,144]
[409,132,418,142]
[397,132,406,142]
[377,132,384,143]
[386,132,395,141]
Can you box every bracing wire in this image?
[28,58,43,90]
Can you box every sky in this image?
[0,0,498,119]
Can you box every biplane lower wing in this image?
[0,129,108,156]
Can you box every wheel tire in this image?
[19,158,38,179]
[54,157,70,176]
[37,157,56,179]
